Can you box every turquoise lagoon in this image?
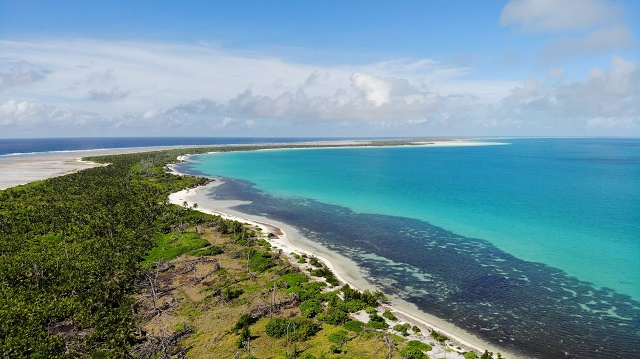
[178,138,640,358]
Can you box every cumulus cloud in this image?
[0,99,102,129]
[0,62,48,91]
[351,72,390,106]
[493,55,639,133]
[500,0,622,32]
[0,39,637,137]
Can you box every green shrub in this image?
[265,318,288,338]
[236,326,250,348]
[308,256,322,267]
[393,323,411,336]
[464,352,479,359]
[143,232,209,267]
[365,320,389,330]
[265,317,320,341]
[364,306,377,315]
[286,281,326,302]
[328,329,349,345]
[430,330,449,344]
[190,245,223,257]
[343,320,365,333]
[399,345,428,359]
[382,309,398,321]
[339,299,368,313]
[308,267,339,286]
[248,250,274,272]
[318,307,348,325]
[412,325,421,334]
[300,300,323,318]
[282,272,309,287]
[405,340,432,352]
[232,313,256,333]
[365,312,389,329]
[223,286,243,301]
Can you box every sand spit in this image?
[0,139,375,190]
[0,146,190,190]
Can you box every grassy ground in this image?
[133,222,439,359]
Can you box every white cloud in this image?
[500,0,622,32]
[351,72,391,107]
[0,99,102,129]
[494,55,639,133]
[0,39,637,137]
[222,117,234,127]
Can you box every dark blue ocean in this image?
[176,138,640,359]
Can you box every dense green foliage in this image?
[383,309,398,322]
[142,231,209,267]
[393,323,412,336]
[300,300,323,318]
[190,245,224,257]
[327,329,349,345]
[264,317,320,341]
[366,312,390,329]
[398,340,432,358]
[430,329,450,344]
[343,320,365,333]
[0,148,240,357]
[308,266,339,286]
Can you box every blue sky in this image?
[1,0,638,138]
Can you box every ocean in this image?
[175,138,640,358]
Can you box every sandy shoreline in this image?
[168,179,516,359]
[0,145,193,190]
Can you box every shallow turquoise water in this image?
[190,138,640,300]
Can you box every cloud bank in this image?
[0,37,638,137]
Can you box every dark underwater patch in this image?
[207,176,640,359]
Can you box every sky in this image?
[1,0,639,138]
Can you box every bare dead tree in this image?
[383,333,396,359]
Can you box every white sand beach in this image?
[0,146,186,190]
[168,179,517,359]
